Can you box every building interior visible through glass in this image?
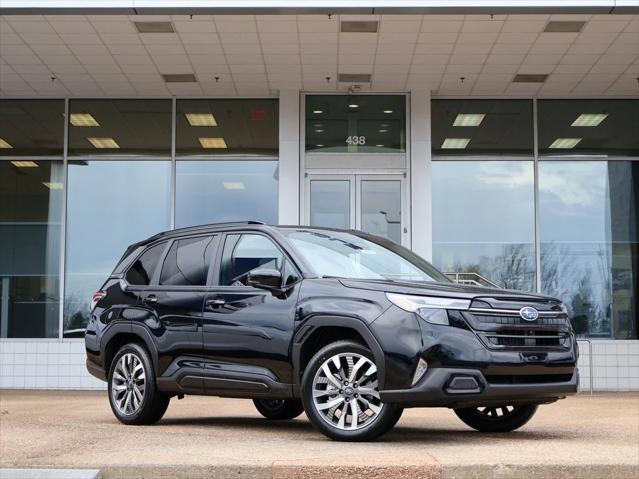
[0,98,637,340]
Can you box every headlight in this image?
[386,293,470,326]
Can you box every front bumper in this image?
[380,367,579,408]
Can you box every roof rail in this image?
[144,220,266,243]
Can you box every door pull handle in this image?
[206,298,226,309]
[143,295,157,305]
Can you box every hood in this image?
[338,278,560,303]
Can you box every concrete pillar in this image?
[278,90,300,225]
[410,90,433,261]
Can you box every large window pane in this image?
[431,100,533,156]
[539,161,639,339]
[68,100,172,157]
[432,161,536,291]
[538,100,639,157]
[0,160,63,338]
[0,100,64,157]
[309,180,350,229]
[175,160,278,228]
[64,161,171,337]
[305,95,406,153]
[176,99,278,157]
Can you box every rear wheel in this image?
[253,398,304,420]
[108,343,170,425]
[454,404,538,432]
[302,340,402,441]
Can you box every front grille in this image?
[486,374,573,385]
[483,329,571,349]
[473,314,566,326]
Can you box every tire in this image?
[107,342,170,425]
[253,398,304,420]
[301,340,401,441]
[454,404,538,432]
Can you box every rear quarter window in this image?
[125,242,166,285]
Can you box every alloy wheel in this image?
[111,353,146,416]
[311,352,383,431]
[475,405,517,418]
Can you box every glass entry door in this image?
[305,174,408,246]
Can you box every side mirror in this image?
[247,268,282,292]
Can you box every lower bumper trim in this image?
[380,367,578,408]
[85,358,107,382]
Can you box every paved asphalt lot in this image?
[0,390,637,478]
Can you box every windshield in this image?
[283,229,450,283]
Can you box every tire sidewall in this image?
[301,340,398,441]
[107,343,154,425]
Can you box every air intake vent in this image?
[340,21,379,33]
[513,73,548,83]
[162,73,197,83]
[544,21,586,33]
[338,73,371,83]
[134,21,175,33]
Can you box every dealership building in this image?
[0,1,638,391]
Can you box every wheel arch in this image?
[101,322,159,376]
[291,316,386,394]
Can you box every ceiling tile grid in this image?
[0,13,637,97]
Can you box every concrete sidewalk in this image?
[0,390,637,479]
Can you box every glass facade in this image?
[305,95,406,153]
[0,98,279,339]
[432,99,639,339]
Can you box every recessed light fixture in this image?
[453,113,485,127]
[70,113,99,127]
[313,109,323,114]
[544,21,586,33]
[549,138,582,149]
[315,129,324,133]
[314,123,323,128]
[571,113,608,127]
[162,73,197,83]
[88,137,119,149]
[348,104,359,109]
[185,113,217,126]
[376,144,384,147]
[134,21,175,33]
[0,138,13,148]
[223,182,245,190]
[338,73,371,83]
[442,138,470,149]
[11,160,38,167]
[316,144,325,147]
[42,182,63,190]
[379,129,388,133]
[199,137,227,149]
[383,110,393,114]
[513,73,548,83]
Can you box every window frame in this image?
[211,231,302,289]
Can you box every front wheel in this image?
[301,340,402,441]
[454,404,538,432]
[253,398,304,420]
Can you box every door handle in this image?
[143,295,157,305]
[206,298,226,309]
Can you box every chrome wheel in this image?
[111,353,146,416]
[312,352,383,431]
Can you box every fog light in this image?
[411,358,428,386]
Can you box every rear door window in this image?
[125,242,167,286]
[159,236,217,286]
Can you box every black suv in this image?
[86,221,578,441]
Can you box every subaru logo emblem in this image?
[520,306,539,321]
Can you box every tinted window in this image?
[220,234,283,286]
[125,242,166,286]
[160,236,216,286]
[0,100,65,157]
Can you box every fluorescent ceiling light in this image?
[348,104,359,109]
[340,21,379,33]
[316,144,325,147]
[185,113,217,126]
[312,110,323,114]
[315,129,324,133]
[453,113,485,127]
[571,113,608,127]
[11,160,38,167]
[0,138,13,148]
[338,73,371,83]
[162,73,197,83]
[513,73,548,83]
[442,138,470,149]
[223,182,245,190]
[376,144,384,147]
[88,137,120,149]
[549,138,582,149]
[544,21,586,33]
[199,137,227,149]
[383,109,393,114]
[134,21,175,33]
[379,129,388,133]
[42,182,63,189]
[70,113,99,127]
